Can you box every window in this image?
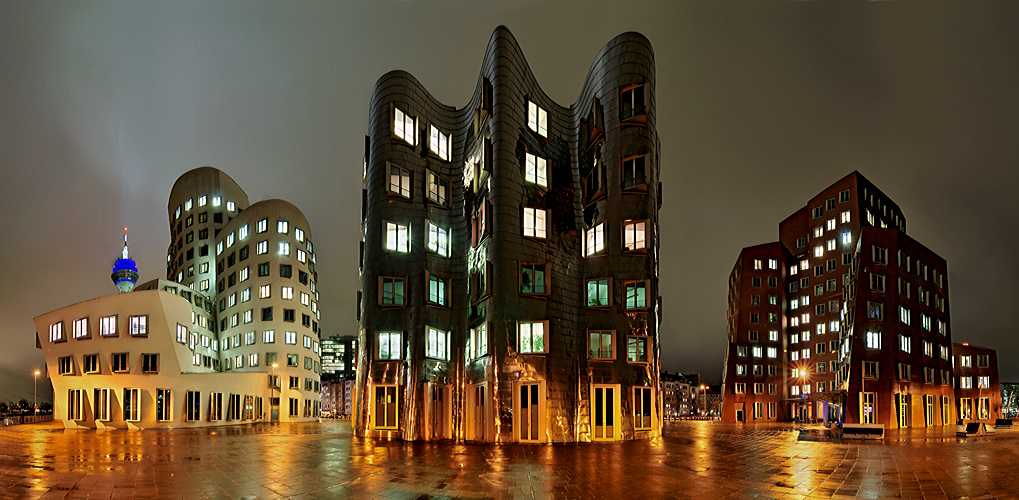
[622,156,646,189]
[380,277,406,307]
[767,347,777,359]
[518,321,547,354]
[624,280,648,310]
[749,313,759,324]
[280,286,293,300]
[978,355,990,368]
[769,330,779,342]
[394,107,416,144]
[287,354,299,367]
[524,152,547,187]
[866,330,881,349]
[425,327,449,360]
[924,367,935,384]
[737,345,747,357]
[285,331,297,345]
[620,84,645,120]
[814,245,823,258]
[128,315,147,336]
[49,321,65,342]
[72,317,89,339]
[427,170,448,206]
[264,330,275,344]
[256,218,268,233]
[259,285,271,299]
[736,383,747,394]
[469,323,489,359]
[256,240,268,255]
[278,242,290,256]
[589,330,613,359]
[426,221,449,256]
[521,263,547,294]
[627,337,648,363]
[622,220,646,251]
[870,274,886,292]
[634,387,652,430]
[429,125,449,160]
[374,331,401,360]
[303,335,312,349]
[427,273,447,306]
[873,246,888,265]
[897,363,910,381]
[522,207,547,239]
[584,223,605,256]
[960,377,972,389]
[979,376,990,389]
[960,355,972,368]
[294,228,304,242]
[868,302,883,320]
[121,388,140,422]
[386,222,410,252]
[141,353,158,373]
[374,385,399,430]
[67,389,84,420]
[586,278,610,307]
[898,306,911,325]
[527,100,547,137]
[899,334,911,353]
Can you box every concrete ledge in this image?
[842,423,884,440]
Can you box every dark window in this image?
[142,354,159,373]
[214,212,223,223]
[186,248,194,261]
[312,321,318,333]
[228,273,236,287]
[186,215,193,227]
[299,270,308,284]
[283,309,295,322]
[217,280,224,294]
[199,245,209,256]
[622,156,646,189]
[302,314,311,327]
[261,308,273,321]
[217,260,224,274]
[185,231,194,243]
[239,245,248,261]
[198,212,207,223]
[199,228,208,240]
[227,252,235,267]
[220,318,228,331]
[620,85,645,120]
[219,299,226,312]
[280,265,292,278]
[258,262,270,277]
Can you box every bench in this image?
[995,418,1013,429]
[841,423,884,440]
[957,422,996,437]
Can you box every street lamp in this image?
[33,370,40,418]
[699,385,707,417]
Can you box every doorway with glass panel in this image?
[591,384,620,440]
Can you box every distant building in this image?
[723,172,957,428]
[661,372,695,419]
[356,27,662,442]
[35,167,323,428]
[321,335,357,380]
[952,343,1001,424]
[1002,382,1019,419]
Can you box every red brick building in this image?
[952,343,1002,424]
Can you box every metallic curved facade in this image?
[357,27,661,442]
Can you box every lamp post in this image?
[33,370,40,418]
[699,385,707,417]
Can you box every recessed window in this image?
[72,317,89,339]
[49,321,65,342]
[256,240,268,255]
[866,330,881,349]
[584,223,605,257]
[388,163,412,199]
[278,242,290,256]
[518,321,547,354]
[82,354,99,374]
[378,332,402,360]
[522,207,547,239]
[624,280,648,310]
[427,273,447,306]
[294,228,304,243]
[468,323,488,359]
[622,220,646,251]
[620,84,645,120]
[285,331,297,345]
[524,152,547,187]
[634,387,652,430]
[394,107,416,145]
[589,330,614,359]
[520,263,547,294]
[622,155,646,189]
[426,327,449,360]
[427,171,448,206]
[426,221,449,257]
[263,330,275,343]
[256,219,268,233]
[527,100,547,137]
[142,353,159,373]
[386,222,410,252]
[379,277,405,307]
[129,316,147,336]
[586,278,610,307]
[429,125,450,161]
[112,352,129,373]
[627,336,648,363]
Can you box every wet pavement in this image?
[1,420,1018,499]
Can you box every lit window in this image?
[241,288,250,302]
[518,321,547,353]
[282,287,293,300]
[866,330,881,349]
[216,241,224,256]
[256,241,268,255]
[589,330,613,359]
[767,347,777,358]
[624,280,648,310]
[185,198,193,211]
[300,292,310,306]
[826,219,835,231]
[426,221,449,257]
[584,223,605,257]
[427,274,447,306]
[197,195,206,207]
[527,100,547,137]
[586,278,610,307]
[898,306,911,325]
[294,228,304,243]
[285,331,297,344]
[522,207,547,239]
[394,107,416,145]
[378,332,402,360]
[960,377,972,389]
[279,242,290,256]
[256,219,268,233]
[386,222,410,252]
[297,249,306,263]
[226,232,235,247]
[978,376,989,389]
[827,238,836,251]
[520,263,547,294]
[840,211,850,223]
[960,355,972,368]
[239,267,249,281]
[260,285,270,299]
[524,152,547,187]
[429,125,450,161]
[426,327,449,360]
[841,232,851,245]
[469,323,489,359]
[427,171,448,206]
[627,337,648,363]
[227,201,235,211]
[99,316,117,337]
[622,220,646,251]
[814,245,823,258]
[899,334,911,353]
[277,220,288,234]
[263,330,275,343]
[72,318,89,339]
[200,279,210,291]
[380,277,406,306]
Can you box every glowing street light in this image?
[33,370,40,417]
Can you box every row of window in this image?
[58,353,159,375]
[50,316,148,342]
[68,388,319,422]
[222,351,319,373]
[958,354,992,368]
[868,274,946,312]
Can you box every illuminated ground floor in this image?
[2,420,1018,498]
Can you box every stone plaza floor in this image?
[1,420,1018,499]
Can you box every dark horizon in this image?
[1,1,1017,401]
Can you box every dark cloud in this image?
[1,1,1016,399]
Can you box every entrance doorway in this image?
[592,385,618,440]
[429,384,448,439]
[470,383,487,441]
[519,382,541,442]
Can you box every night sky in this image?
[2,1,1017,404]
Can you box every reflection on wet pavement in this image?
[1,420,1017,498]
